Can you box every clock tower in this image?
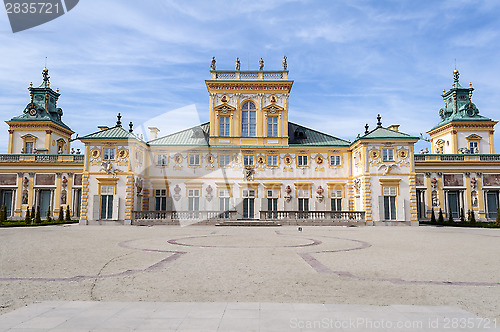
[6,68,74,154]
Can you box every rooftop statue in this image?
[235,58,240,71]
[259,58,264,71]
[210,56,216,70]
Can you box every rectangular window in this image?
[219,154,231,167]
[219,189,230,215]
[25,142,34,154]
[267,155,278,167]
[156,154,168,166]
[382,149,394,162]
[383,186,397,220]
[219,116,230,137]
[331,190,342,211]
[103,148,115,161]
[188,189,200,212]
[298,155,308,167]
[155,189,167,211]
[189,154,200,166]
[469,141,478,154]
[330,155,341,166]
[244,155,254,166]
[267,117,278,137]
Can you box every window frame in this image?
[382,148,394,162]
[188,154,201,167]
[266,154,278,167]
[103,148,115,161]
[243,155,254,167]
[330,155,341,166]
[219,116,230,137]
[297,155,309,167]
[219,154,231,167]
[267,116,278,137]
[156,154,168,167]
[241,101,257,137]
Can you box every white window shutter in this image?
[92,195,100,220]
[379,196,385,221]
[112,196,119,220]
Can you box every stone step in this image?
[215,221,281,227]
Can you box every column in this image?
[45,130,52,152]
[54,173,62,216]
[8,130,14,154]
[14,172,24,217]
[66,173,74,216]
[476,172,485,220]
[28,173,35,207]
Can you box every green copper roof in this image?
[355,126,419,141]
[79,126,144,141]
[288,122,350,146]
[9,69,72,132]
[148,123,209,146]
[430,70,496,131]
[148,122,350,147]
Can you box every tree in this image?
[58,207,64,221]
[0,205,5,224]
[438,208,444,224]
[25,207,31,224]
[430,208,436,224]
[31,206,35,220]
[46,205,52,222]
[496,209,500,226]
[65,205,71,221]
[35,206,41,223]
[448,208,454,223]
[460,208,465,222]
[470,210,476,223]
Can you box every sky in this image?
[1,0,500,153]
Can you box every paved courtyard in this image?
[0,225,499,331]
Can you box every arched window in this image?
[241,101,256,137]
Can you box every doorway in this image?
[39,190,52,218]
[447,191,460,219]
[486,191,499,219]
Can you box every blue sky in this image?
[1,0,500,153]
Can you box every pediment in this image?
[214,103,236,114]
[262,103,284,114]
[466,134,482,140]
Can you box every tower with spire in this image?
[5,67,74,154]
[427,69,497,154]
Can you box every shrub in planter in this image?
[25,207,31,224]
[430,208,436,224]
[438,208,444,224]
[35,206,41,223]
[46,205,52,222]
[65,205,71,221]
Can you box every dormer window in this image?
[241,101,256,137]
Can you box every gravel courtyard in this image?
[0,225,499,320]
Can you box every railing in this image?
[211,70,288,81]
[0,154,84,163]
[414,154,500,162]
[260,210,365,222]
[133,210,236,222]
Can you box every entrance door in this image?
[242,189,255,219]
[447,191,459,219]
[39,190,52,218]
[1,190,13,217]
[486,191,499,219]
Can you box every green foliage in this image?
[35,206,41,223]
[0,205,5,224]
[58,208,64,221]
[31,206,35,220]
[430,208,436,224]
[65,205,71,221]
[496,209,500,226]
[470,210,476,223]
[46,205,52,222]
[438,208,444,224]
[448,208,454,223]
[460,208,465,222]
[25,207,31,224]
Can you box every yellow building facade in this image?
[1,64,498,225]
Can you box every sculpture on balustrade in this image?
[284,185,292,203]
[259,58,264,70]
[316,185,324,203]
[282,56,287,70]
[235,58,240,71]
[210,57,216,70]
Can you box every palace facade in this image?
[1,63,499,225]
